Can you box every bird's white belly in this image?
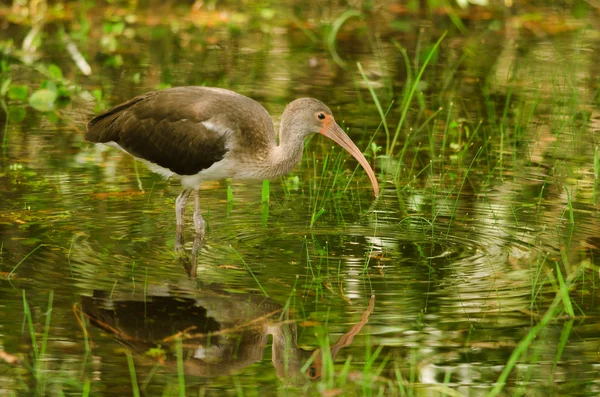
[103,142,176,179]
[180,156,264,188]
[101,142,266,189]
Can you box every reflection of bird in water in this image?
[85,87,379,249]
[77,284,375,383]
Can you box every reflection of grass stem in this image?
[328,10,361,68]
[286,13,319,43]
[39,291,53,363]
[357,62,390,153]
[594,146,599,203]
[1,99,8,158]
[8,244,46,279]
[446,147,482,237]
[67,234,76,277]
[231,247,268,297]
[146,181,155,205]
[564,186,574,225]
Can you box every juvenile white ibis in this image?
[86,87,379,244]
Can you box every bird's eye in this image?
[317,113,326,120]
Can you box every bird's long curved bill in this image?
[320,122,380,196]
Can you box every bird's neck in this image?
[268,125,305,177]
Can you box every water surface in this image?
[1,2,600,396]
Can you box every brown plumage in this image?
[86,87,273,176]
[86,86,379,248]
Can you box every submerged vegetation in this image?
[1,0,600,396]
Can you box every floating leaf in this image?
[8,85,28,101]
[29,89,57,112]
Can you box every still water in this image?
[1,2,600,396]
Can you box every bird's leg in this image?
[192,189,206,237]
[174,189,192,253]
[188,233,202,279]
[179,232,203,279]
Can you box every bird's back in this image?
[86,87,276,176]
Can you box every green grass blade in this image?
[176,337,185,397]
[126,352,140,397]
[393,32,447,160]
[357,62,390,153]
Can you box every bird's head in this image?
[281,98,379,196]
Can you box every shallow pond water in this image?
[1,2,600,396]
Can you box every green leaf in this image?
[104,54,123,68]
[91,88,103,102]
[29,89,57,112]
[8,85,29,101]
[56,85,71,100]
[111,22,125,35]
[40,80,57,92]
[0,58,9,73]
[47,64,63,80]
[261,180,270,203]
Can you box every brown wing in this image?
[85,87,275,176]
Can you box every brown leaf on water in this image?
[320,389,343,397]
[346,370,390,383]
[217,264,243,270]
[469,341,516,349]
[0,349,21,365]
[519,15,579,36]
[298,320,319,327]
[387,4,408,15]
